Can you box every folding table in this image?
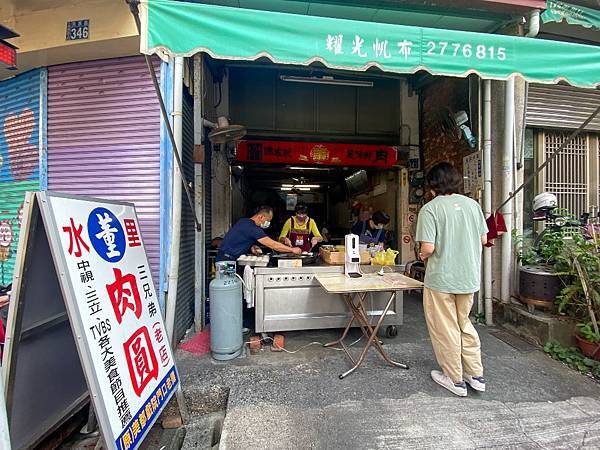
[315,272,423,379]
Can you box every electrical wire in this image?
[211,153,230,187]
[243,291,384,354]
[244,335,365,354]
[214,81,222,109]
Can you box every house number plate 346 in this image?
[66,19,89,40]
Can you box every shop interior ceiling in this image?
[232,164,385,196]
[238,164,356,192]
[175,0,527,33]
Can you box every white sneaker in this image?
[431,370,467,397]
[464,374,486,392]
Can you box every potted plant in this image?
[514,228,569,313]
[553,225,600,357]
[575,322,600,361]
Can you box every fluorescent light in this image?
[289,166,331,171]
[281,187,293,191]
[280,75,373,88]
[281,184,320,189]
[297,187,311,191]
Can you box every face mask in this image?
[260,220,271,229]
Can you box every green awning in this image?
[140,0,600,88]
[541,0,600,30]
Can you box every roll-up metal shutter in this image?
[174,88,196,341]
[0,69,44,285]
[526,84,600,131]
[203,140,213,306]
[200,57,213,301]
[47,56,161,281]
[204,139,212,270]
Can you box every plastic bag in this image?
[384,248,399,265]
[371,248,399,266]
[371,251,386,266]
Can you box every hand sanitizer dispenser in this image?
[345,234,362,278]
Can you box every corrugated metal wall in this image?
[201,58,213,304]
[0,69,43,285]
[174,88,196,340]
[527,84,600,131]
[47,56,162,281]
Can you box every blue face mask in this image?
[260,220,271,229]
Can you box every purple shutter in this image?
[47,56,161,280]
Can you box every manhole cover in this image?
[490,330,537,353]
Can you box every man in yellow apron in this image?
[279,203,323,252]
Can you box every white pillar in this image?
[482,80,493,325]
[165,57,184,345]
[501,78,515,305]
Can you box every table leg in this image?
[346,295,380,343]
[354,292,409,369]
[339,291,408,379]
[324,293,357,348]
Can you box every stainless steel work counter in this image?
[253,264,411,335]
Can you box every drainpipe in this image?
[510,11,540,298]
[483,80,493,325]
[165,57,184,346]
[501,77,515,305]
[526,10,540,38]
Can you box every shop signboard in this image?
[48,193,178,450]
[141,0,600,89]
[4,192,178,450]
[463,151,483,194]
[236,140,397,168]
[0,376,9,450]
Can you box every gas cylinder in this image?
[209,261,243,360]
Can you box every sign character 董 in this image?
[87,207,126,263]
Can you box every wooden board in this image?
[315,272,423,294]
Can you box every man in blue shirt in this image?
[217,206,302,262]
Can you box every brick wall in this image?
[421,77,471,177]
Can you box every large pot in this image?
[518,265,564,312]
[575,334,600,361]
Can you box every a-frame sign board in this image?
[2,192,179,450]
[2,192,88,449]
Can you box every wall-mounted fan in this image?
[207,116,247,144]
[439,108,478,149]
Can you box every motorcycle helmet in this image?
[532,192,557,221]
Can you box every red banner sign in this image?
[236,140,397,167]
[0,41,16,68]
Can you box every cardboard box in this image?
[319,247,371,265]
